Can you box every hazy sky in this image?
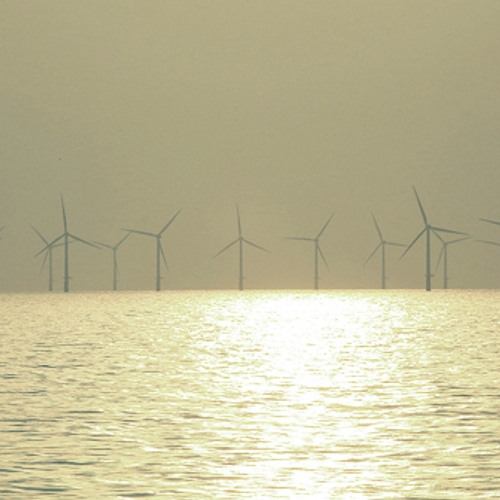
[2,1,500,292]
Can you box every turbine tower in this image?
[400,187,467,291]
[92,233,131,291]
[212,206,270,290]
[36,197,100,293]
[433,233,470,289]
[123,209,181,291]
[284,211,335,290]
[363,213,405,289]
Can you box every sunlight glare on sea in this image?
[1,290,500,499]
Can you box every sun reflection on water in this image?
[2,290,500,498]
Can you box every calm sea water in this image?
[1,290,499,499]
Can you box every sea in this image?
[1,289,499,499]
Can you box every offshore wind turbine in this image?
[363,213,405,289]
[433,233,470,289]
[400,187,467,291]
[31,225,64,292]
[92,233,131,290]
[284,211,335,290]
[123,209,181,291]
[36,197,100,293]
[212,206,270,290]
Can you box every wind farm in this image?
[284,212,335,290]
[400,187,467,291]
[0,191,497,292]
[123,209,181,291]
[212,206,270,290]
[364,213,406,289]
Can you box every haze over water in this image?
[1,290,500,498]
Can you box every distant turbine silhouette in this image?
[92,233,131,291]
[123,209,181,291]
[363,213,405,289]
[212,206,270,290]
[284,211,335,290]
[433,233,470,289]
[400,187,467,291]
[31,225,65,292]
[36,197,100,293]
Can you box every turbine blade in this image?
[448,235,471,245]
[400,228,426,259]
[116,232,131,248]
[363,242,382,267]
[283,236,315,241]
[159,208,182,235]
[61,195,68,232]
[435,245,444,274]
[371,213,383,241]
[122,228,156,237]
[236,205,242,238]
[317,211,335,239]
[34,234,64,257]
[40,248,49,274]
[159,242,169,270]
[243,238,271,253]
[477,239,500,248]
[31,225,49,245]
[212,238,239,259]
[431,229,445,243]
[430,226,468,236]
[412,186,428,225]
[385,241,406,247]
[480,218,500,227]
[91,240,111,249]
[318,244,329,270]
[68,233,101,249]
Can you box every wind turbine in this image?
[212,206,270,290]
[36,197,100,293]
[31,225,66,292]
[363,213,406,289]
[433,233,470,289]
[92,233,131,291]
[284,211,335,290]
[123,209,181,291]
[400,187,467,291]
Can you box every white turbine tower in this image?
[433,233,470,289]
[284,212,335,290]
[36,197,100,293]
[31,225,66,292]
[123,209,181,291]
[400,187,467,291]
[363,213,405,289]
[92,233,131,291]
[213,206,270,290]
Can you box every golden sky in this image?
[1,1,500,291]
